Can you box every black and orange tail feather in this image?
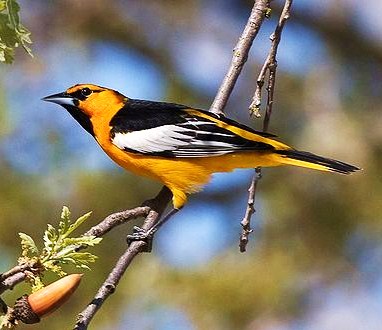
[276,149,360,174]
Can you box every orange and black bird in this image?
[43,84,359,242]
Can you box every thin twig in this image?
[0,264,31,283]
[239,0,293,252]
[74,187,171,330]
[209,0,271,115]
[0,261,42,294]
[84,206,150,237]
[249,0,293,118]
[0,272,27,295]
[239,168,261,252]
[73,243,145,330]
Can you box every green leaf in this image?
[64,211,92,238]
[0,1,6,12]
[51,237,101,260]
[43,223,58,253]
[0,42,10,63]
[30,275,44,292]
[63,235,102,247]
[19,232,39,256]
[18,207,100,286]
[61,205,71,221]
[61,251,99,270]
[58,206,71,236]
[6,0,20,28]
[0,0,33,63]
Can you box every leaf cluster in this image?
[18,207,102,291]
[0,0,32,63]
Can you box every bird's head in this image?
[43,84,127,135]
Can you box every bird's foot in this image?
[126,226,153,253]
[126,208,179,253]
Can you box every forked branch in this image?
[210,0,272,115]
[239,0,293,252]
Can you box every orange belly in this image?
[98,140,281,208]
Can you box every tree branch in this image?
[73,245,145,330]
[84,206,150,238]
[0,264,33,283]
[209,0,271,115]
[0,272,27,295]
[73,187,172,329]
[239,0,293,252]
[0,262,40,295]
[239,168,261,252]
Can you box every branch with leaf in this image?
[0,207,102,327]
[0,187,170,328]
[19,207,101,287]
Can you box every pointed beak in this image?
[42,92,76,106]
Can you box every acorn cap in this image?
[12,273,83,324]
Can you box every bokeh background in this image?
[1,0,381,329]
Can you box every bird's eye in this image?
[81,88,92,97]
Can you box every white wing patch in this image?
[111,123,241,157]
[112,125,191,153]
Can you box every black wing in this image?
[110,99,274,157]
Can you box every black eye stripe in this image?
[69,90,86,101]
[81,87,92,96]
[69,88,96,101]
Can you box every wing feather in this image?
[110,99,274,157]
[111,120,273,157]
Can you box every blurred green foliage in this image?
[0,0,32,63]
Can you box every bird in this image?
[43,84,359,245]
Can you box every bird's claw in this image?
[126,226,153,252]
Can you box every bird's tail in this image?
[275,149,360,174]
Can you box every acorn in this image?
[12,274,83,324]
